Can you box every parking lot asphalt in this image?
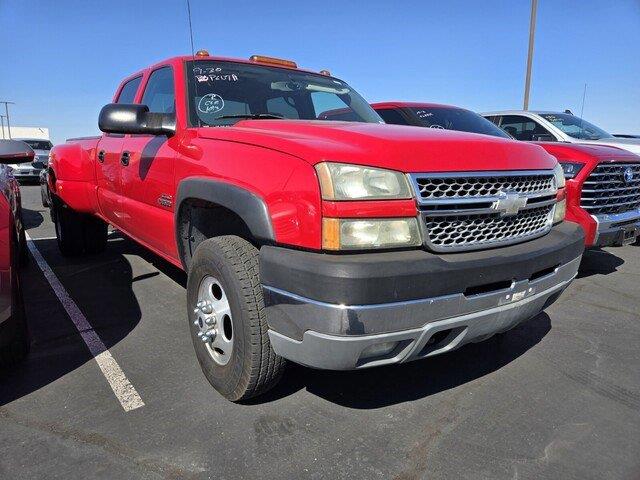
[1,184,639,480]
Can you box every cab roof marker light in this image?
[249,55,297,69]
[320,69,331,76]
[195,49,210,57]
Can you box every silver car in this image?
[482,111,640,156]
[11,138,53,181]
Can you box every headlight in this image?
[553,163,566,189]
[559,162,584,179]
[322,217,421,250]
[553,198,566,224]
[316,162,412,200]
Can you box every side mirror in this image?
[98,103,176,137]
[532,134,556,142]
[0,140,35,164]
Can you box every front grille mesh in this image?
[412,171,557,252]
[424,205,553,249]
[581,163,640,215]
[415,174,555,200]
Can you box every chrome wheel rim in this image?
[193,275,233,366]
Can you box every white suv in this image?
[482,111,640,155]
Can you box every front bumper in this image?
[262,222,584,370]
[591,209,640,247]
[12,165,43,179]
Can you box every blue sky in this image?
[1,0,639,144]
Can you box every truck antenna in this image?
[186,0,196,58]
[579,83,587,137]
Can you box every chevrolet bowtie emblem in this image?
[493,191,528,217]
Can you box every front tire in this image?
[187,236,285,401]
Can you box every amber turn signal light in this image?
[322,218,341,250]
[249,55,297,69]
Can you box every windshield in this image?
[410,107,510,138]
[22,140,53,150]
[186,60,383,127]
[539,113,613,140]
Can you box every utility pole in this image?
[0,102,15,139]
[523,0,538,110]
[0,115,5,139]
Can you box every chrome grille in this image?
[424,205,554,250]
[410,171,557,253]
[581,163,640,215]
[414,172,555,201]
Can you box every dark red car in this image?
[0,140,31,367]
[372,102,640,247]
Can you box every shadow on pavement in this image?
[21,207,44,230]
[577,248,624,278]
[0,237,143,406]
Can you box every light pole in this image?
[523,0,538,110]
[0,102,15,139]
[0,115,5,139]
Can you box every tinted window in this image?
[185,60,382,126]
[376,108,409,125]
[141,67,175,114]
[116,76,142,104]
[500,115,552,141]
[410,107,510,138]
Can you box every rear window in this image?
[22,140,53,150]
[410,107,510,138]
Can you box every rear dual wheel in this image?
[187,236,285,401]
[52,196,108,256]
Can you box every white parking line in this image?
[25,232,145,412]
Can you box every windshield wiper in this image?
[214,113,284,120]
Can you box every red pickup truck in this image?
[372,102,640,247]
[49,53,583,400]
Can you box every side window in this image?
[376,108,409,125]
[116,76,142,104]
[141,67,175,114]
[485,115,499,125]
[500,115,551,141]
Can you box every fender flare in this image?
[174,178,275,263]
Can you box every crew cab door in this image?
[119,66,177,255]
[96,75,143,227]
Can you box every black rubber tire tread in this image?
[187,235,285,401]
[53,197,85,257]
[83,216,108,254]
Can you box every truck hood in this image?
[198,120,557,172]
[534,142,640,163]
[576,137,640,155]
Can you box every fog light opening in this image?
[359,341,399,361]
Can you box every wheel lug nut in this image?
[205,317,216,325]
[201,302,213,314]
[193,319,199,326]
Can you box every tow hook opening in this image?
[419,326,466,357]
